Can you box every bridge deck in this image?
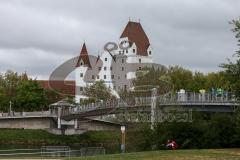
[61,92,239,120]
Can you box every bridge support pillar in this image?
[151,88,157,130]
[74,119,78,129]
[57,107,61,129]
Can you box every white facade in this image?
[75,21,154,103]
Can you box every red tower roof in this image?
[76,43,92,68]
[120,21,150,56]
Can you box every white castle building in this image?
[75,21,154,103]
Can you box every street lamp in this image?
[9,101,12,116]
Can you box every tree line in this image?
[0,71,62,112]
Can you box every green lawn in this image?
[71,149,240,160]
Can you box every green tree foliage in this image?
[221,18,240,99]
[131,66,230,96]
[205,72,230,90]
[132,66,169,96]
[0,71,22,111]
[0,70,56,112]
[14,80,47,111]
[190,72,206,92]
[83,80,115,103]
[44,89,64,105]
[167,66,193,91]
[1,71,21,98]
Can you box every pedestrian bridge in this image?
[62,92,239,120]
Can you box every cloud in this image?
[0,0,239,79]
[0,47,70,79]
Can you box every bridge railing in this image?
[69,100,119,115]
[175,92,235,103]
[0,110,55,118]
[135,92,237,106]
[135,97,152,106]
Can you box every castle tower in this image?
[118,21,153,62]
[75,43,92,102]
[76,43,91,68]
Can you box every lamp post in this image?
[151,88,157,130]
[9,101,12,116]
[120,125,126,153]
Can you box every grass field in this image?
[0,149,239,159]
[71,149,240,160]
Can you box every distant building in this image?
[75,21,153,102]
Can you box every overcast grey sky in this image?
[0,0,239,79]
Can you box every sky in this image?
[0,0,239,80]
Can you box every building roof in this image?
[38,80,75,95]
[76,43,92,68]
[120,21,150,56]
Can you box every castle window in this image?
[126,50,128,53]
[119,51,121,55]
[133,49,135,53]
[80,73,83,77]
[149,51,152,55]
[125,74,127,78]
[110,66,112,70]
[105,58,107,61]
[139,67,142,70]
[80,62,83,65]
[139,58,141,63]
[124,85,127,90]
[122,67,124,71]
[98,67,101,71]
[80,87,83,91]
[111,75,114,79]
[122,59,124,63]
[104,75,106,79]
[92,75,95,79]
[97,75,99,79]
[123,50,124,54]
[104,67,107,71]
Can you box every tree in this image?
[132,66,169,96]
[167,66,193,91]
[190,72,206,92]
[44,89,64,105]
[83,80,115,103]
[0,71,21,111]
[2,70,21,98]
[0,71,49,111]
[204,72,230,91]
[14,80,48,111]
[221,18,240,99]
